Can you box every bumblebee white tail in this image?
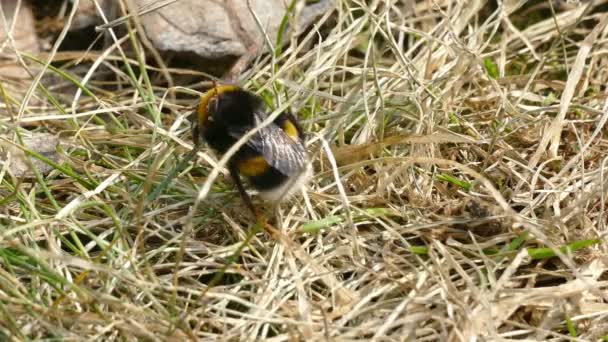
[257,163,313,203]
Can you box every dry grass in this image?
[1,0,608,340]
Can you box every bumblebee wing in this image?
[258,124,308,176]
[228,112,308,176]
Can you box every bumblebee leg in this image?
[228,164,256,216]
[228,164,280,237]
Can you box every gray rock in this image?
[133,0,333,59]
[0,133,61,178]
[0,1,42,114]
[70,0,109,30]
[0,0,39,54]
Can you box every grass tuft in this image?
[1,0,608,340]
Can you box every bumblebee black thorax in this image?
[196,87,259,153]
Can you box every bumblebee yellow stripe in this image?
[237,155,270,176]
[282,120,299,141]
[196,85,240,126]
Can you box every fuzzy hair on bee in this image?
[190,85,312,209]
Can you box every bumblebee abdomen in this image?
[236,155,271,177]
[274,112,302,140]
[247,167,290,191]
[232,146,292,191]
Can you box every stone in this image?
[132,0,333,60]
[0,133,61,177]
[0,1,41,116]
[70,0,112,30]
[0,0,40,53]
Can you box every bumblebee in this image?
[191,85,312,213]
